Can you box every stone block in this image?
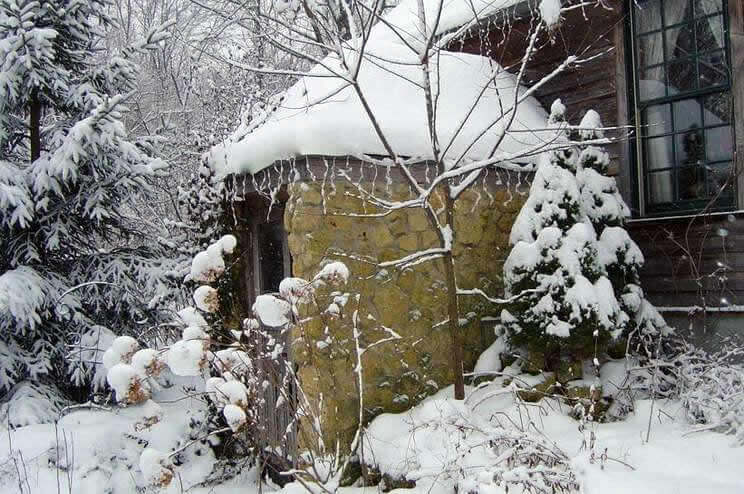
[368,225,394,248]
[399,234,419,252]
[409,210,430,232]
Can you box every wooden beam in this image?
[614,3,632,206]
[730,0,744,208]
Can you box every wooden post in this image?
[255,319,297,469]
[730,0,744,207]
[614,3,633,206]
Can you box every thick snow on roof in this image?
[209,0,547,176]
[368,0,523,48]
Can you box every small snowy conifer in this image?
[502,103,622,369]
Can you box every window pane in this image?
[698,50,727,86]
[640,33,664,67]
[705,126,733,161]
[678,165,705,199]
[664,0,692,33]
[666,24,695,60]
[645,136,674,169]
[668,58,696,92]
[639,67,666,100]
[696,15,725,51]
[644,104,672,136]
[694,0,723,18]
[706,162,733,196]
[703,92,731,124]
[635,0,663,33]
[673,98,702,131]
[648,170,674,204]
[676,129,704,164]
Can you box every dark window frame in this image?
[627,0,737,216]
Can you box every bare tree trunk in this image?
[443,187,465,400]
[30,90,41,162]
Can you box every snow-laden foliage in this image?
[100,234,356,487]
[625,342,744,446]
[574,110,671,355]
[0,0,185,404]
[0,381,70,428]
[502,103,671,366]
[678,348,744,445]
[503,105,621,364]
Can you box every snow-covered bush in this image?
[0,381,70,428]
[632,342,744,445]
[575,111,671,357]
[502,103,671,370]
[679,351,744,445]
[502,104,622,368]
[101,233,356,487]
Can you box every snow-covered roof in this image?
[368,0,524,48]
[209,0,546,177]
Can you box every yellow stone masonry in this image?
[283,181,525,449]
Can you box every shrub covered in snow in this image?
[635,342,744,445]
[575,111,671,357]
[0,381,70,428]
[502,105,621,367]
[363,394,579,494]
[502,103,671,369]
[102,230,355,484]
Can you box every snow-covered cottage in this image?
[208,0,744,444]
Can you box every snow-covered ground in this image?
[1,362,742,494]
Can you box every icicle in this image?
[483,168,495,206]
[329,157,337,199]
[385,163,392,197]
[470,179,482,213]
[321,158,330,215]
[503,171,513,207]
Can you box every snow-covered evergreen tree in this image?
[501,102,623,369]
[576,111,671,356]
[0,0,182,410]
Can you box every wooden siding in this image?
[455,1,626,172]
[626,212,744,308]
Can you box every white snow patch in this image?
[106,363,142,402]
[102,335,139,370]
[253,294,292,327]
[177,306,208,329]
[473,335,506,375]
[223,404,247,432]
[316,261,350,284]
[540,0,562,27]
[139,448,173,487]
[166,340,207,376]
[193,285,219,312]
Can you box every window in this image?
[630,0,735,214]
[234,191,292,308]
[256,220,288,294]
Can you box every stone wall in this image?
[283,178,526,450]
